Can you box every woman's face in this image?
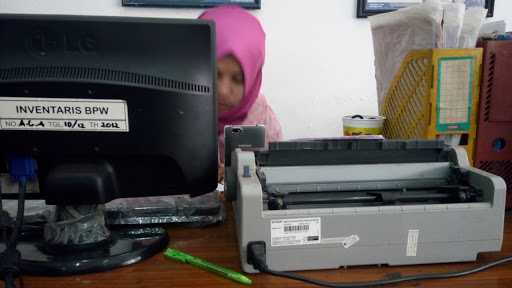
[217,55,244,114]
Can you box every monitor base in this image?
[0,226,169,275]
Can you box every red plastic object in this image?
[475,39,512,209]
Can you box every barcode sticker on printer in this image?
[271,218,321,247]
[0,97,129,132]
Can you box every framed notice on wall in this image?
[357,0,495,18]
[123,0,261,9]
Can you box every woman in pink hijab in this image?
[199,6,282,172]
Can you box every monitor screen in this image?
[0,14,218,205]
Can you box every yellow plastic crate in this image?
[380,48,483,163]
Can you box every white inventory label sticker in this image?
[271,218,321,247]
[0,97,129,132]
[406,229,420,257]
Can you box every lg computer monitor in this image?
[0,14,217,276]
[0,14,217,204]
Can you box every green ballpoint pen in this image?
[164,248,252,285]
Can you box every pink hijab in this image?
[199,6,265,133]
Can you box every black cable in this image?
[1,179,27,288]
[9,180,25,246]
[0,177,7,244]
[4,273,16,288]
[247,241,512,288]
[264,257,512,288]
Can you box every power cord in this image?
[1,156,36,288]
[247,241,512,288]
[1,179,26,288]
[0,179,8,246]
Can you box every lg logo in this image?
[27,29,98,56]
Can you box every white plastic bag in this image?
[443,2,466,48]
[370,3,444,107]
[459,7,488,48]
[479,20,507,39]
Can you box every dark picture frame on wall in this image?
[122,0,261,9]
[357,0,495,18]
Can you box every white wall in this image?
[1,0,511,139]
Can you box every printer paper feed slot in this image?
[259,163,452,195]
[259,163,485,210]
[267,185,482,210]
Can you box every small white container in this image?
[343,115,386,136]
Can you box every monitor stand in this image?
[1,204,168,275]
